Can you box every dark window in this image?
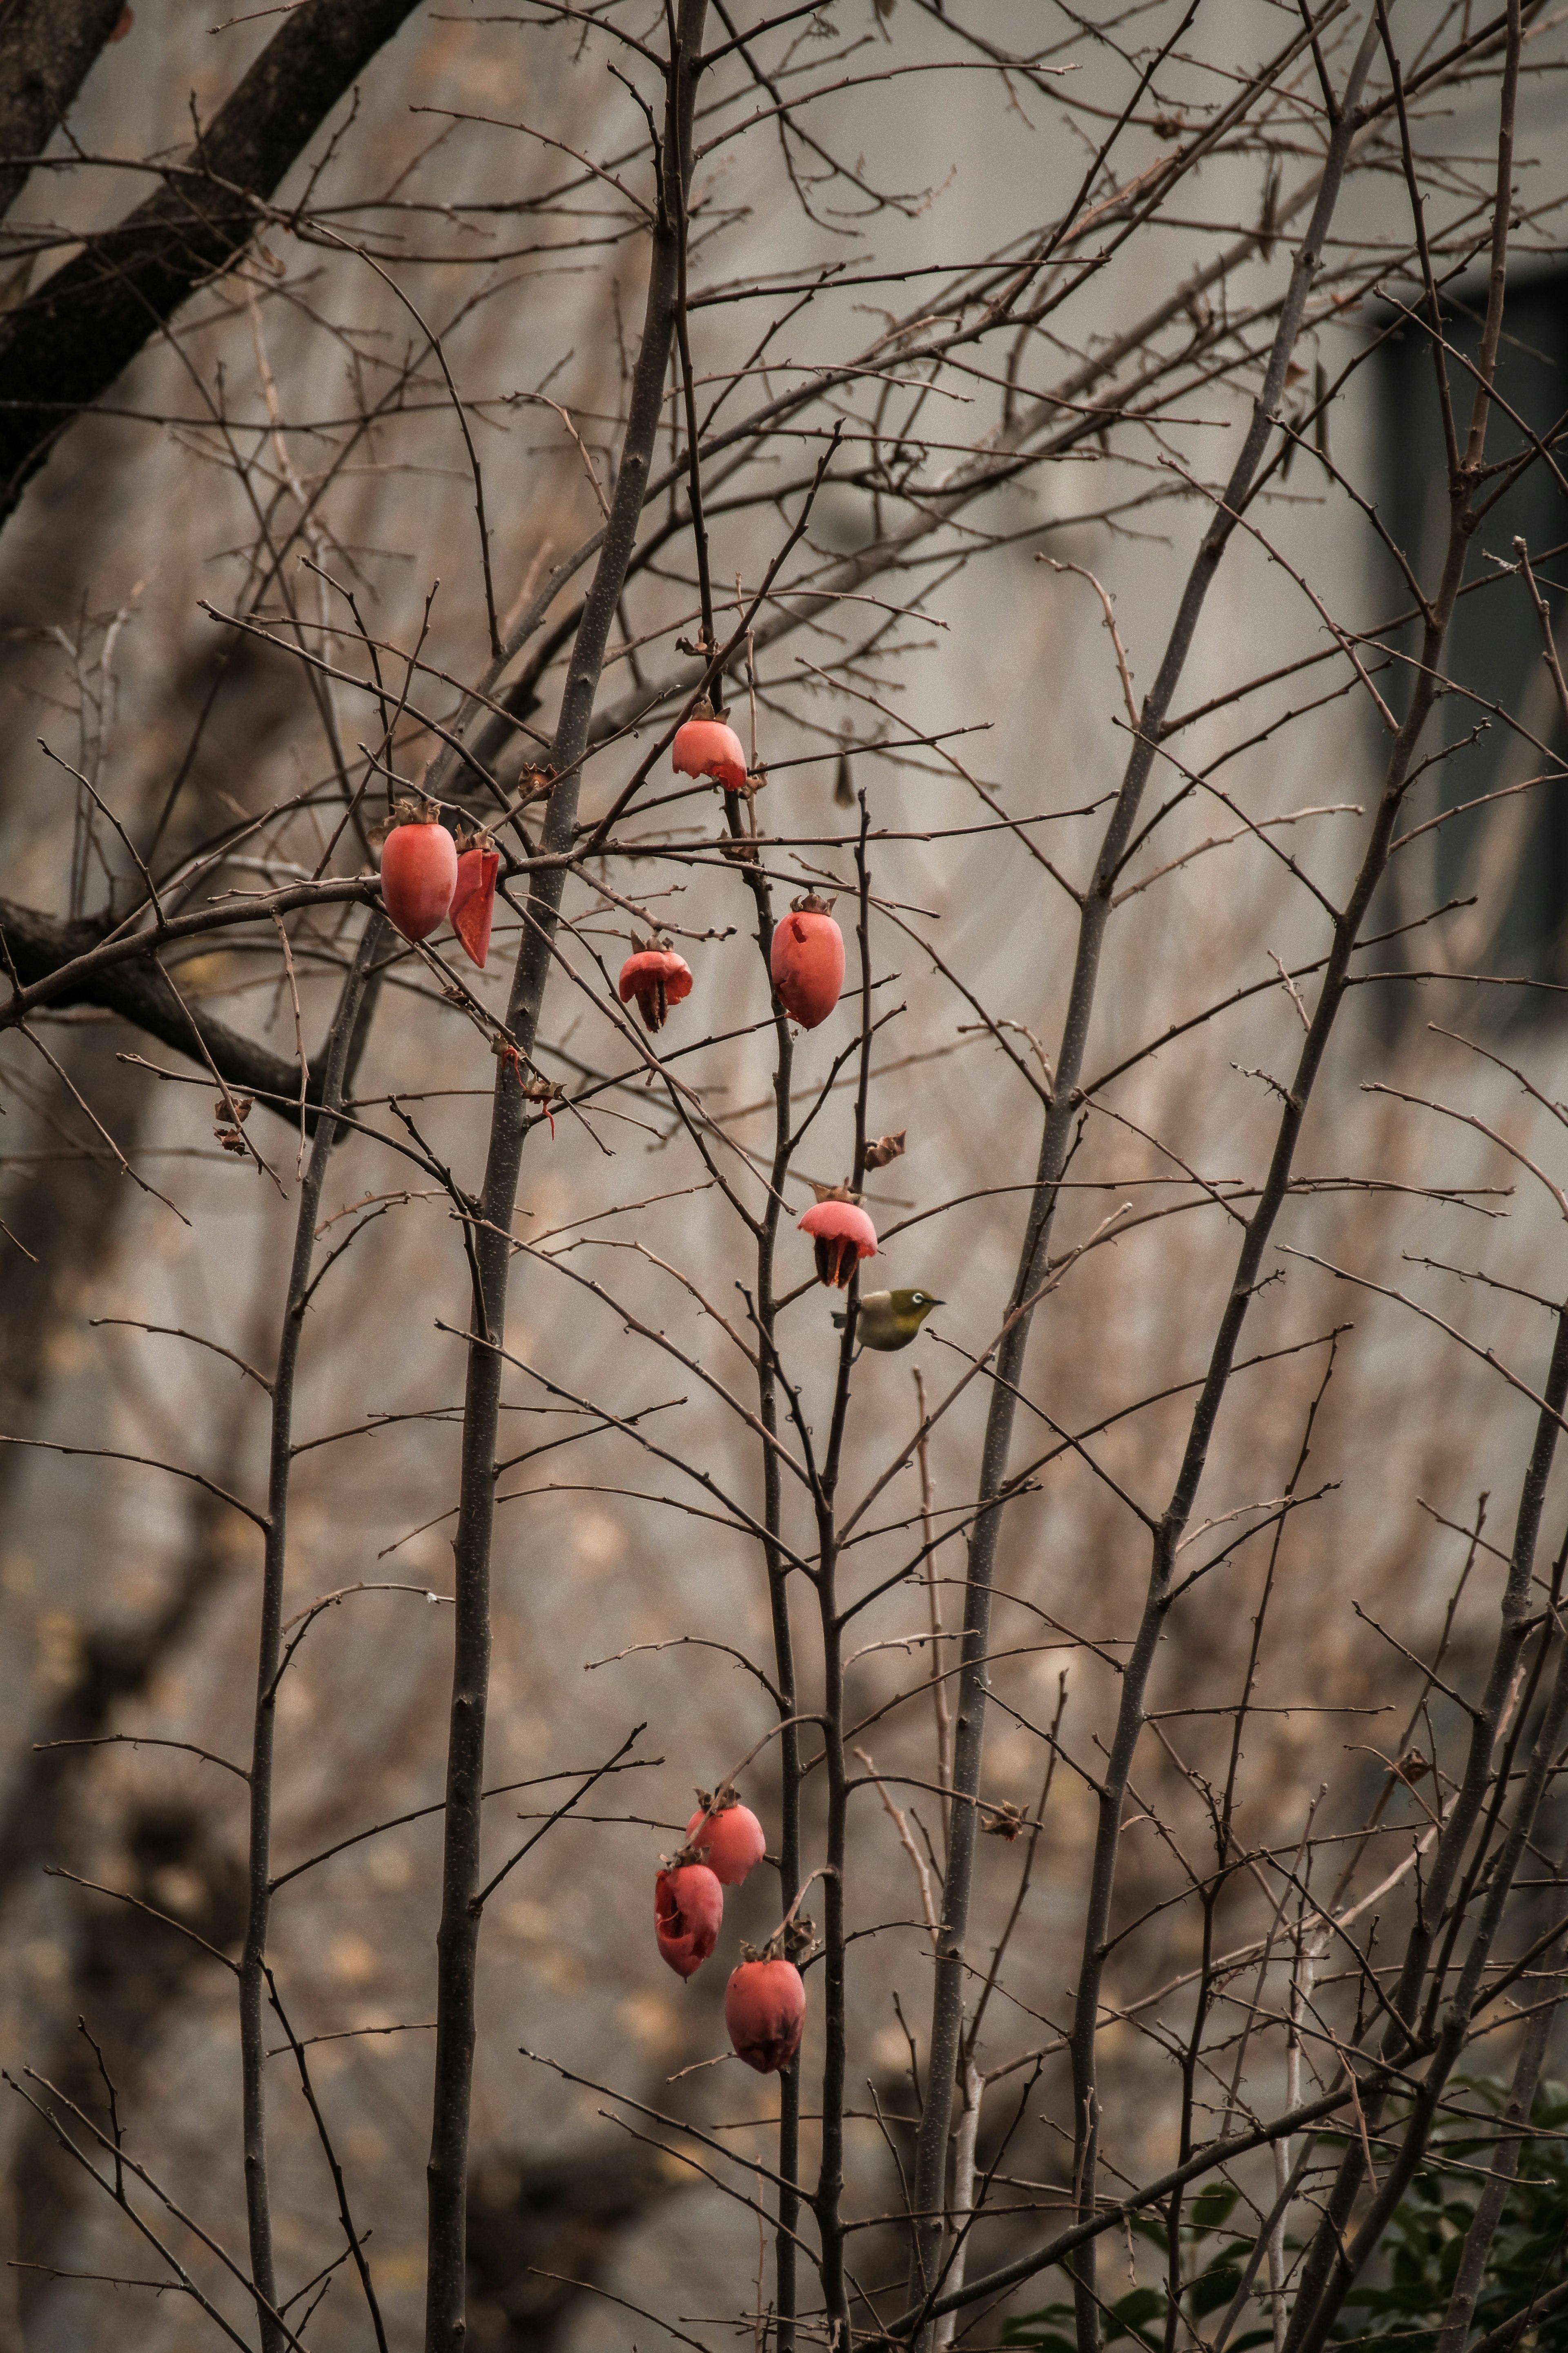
[1374,272,1568,991]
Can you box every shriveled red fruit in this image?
[725,1958,805,2074]
[380,805,458,943]
[655,1862,723,1980]
[800,1198,877,1289]
[619,941,694,1033]
[686,1798,766,1887]
[451,842,499,970]
[770,894,844,1028]
[673,713,747,792]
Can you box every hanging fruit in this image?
[685,1788,766,1886]
[618,935,694,1033]
[673,700,747,792]
[451,832,499,970]
[770,894,844,1028]
[379,800,458,943]
[799,1188,877,1289]
[725,1955,805,2074]
[654,1860,723,1979]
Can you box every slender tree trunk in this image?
[241,917,382,2349]
[1434,1952,1564,2353]
[906,22,1383,2334]
[421,13,710,2343]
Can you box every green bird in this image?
[831,1288,943,1352]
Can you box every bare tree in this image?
[4,2,1568,2351]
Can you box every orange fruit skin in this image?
[770,910,844,1028]
[451,846,499,969]
[685,1802,766,1885]
[673,718,747,792]
[725,1958,805,2073]
[381,821,458,943]
[619,948,694,1032]
[655,1863,723,1979]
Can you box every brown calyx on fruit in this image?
[808,1180,862,1207]
[790,890,835,916]
[739,1914,818,1967]
[369,794,437,848]
[693,1782,740,1816]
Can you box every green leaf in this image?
[1190,2264,1244,2318]
[1106,2285,1165,2347]
[1188,2185,1240,2241]
[1002,2302,1076,2351]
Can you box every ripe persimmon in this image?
[381,803,458,943]
[725,1957,805,2073]
[770,894,844,1028]
[685,1792,766,1886]
[673,709,747,792]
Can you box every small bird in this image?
[832,1288,943,1352]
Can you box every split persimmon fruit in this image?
[799,1193,877,1289]
[451,836,499,970]
[654,1861,723,1980]
[673,703,747,792]
[619,937,694,1032]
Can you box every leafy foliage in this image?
[1002,2186,1274,2353]
[1332,2079,1568,2353]
[1001,2083,1568,2353]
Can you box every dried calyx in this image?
[368,794,435,847]
[214,1095,254,1155]
[739,1914,817,1967]
[693,1782,741,1816]
[808,1180,863,1207]
[863,1130,906,1170]
[791,890,835,916]
[489,1034,562,1103]
[515,764,555,809]
[662,1842,708,1871]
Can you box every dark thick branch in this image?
[0,894,318,1118]
[0,0,127,225]
[0,0,424,515]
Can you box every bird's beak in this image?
[929,1298,945,1307]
